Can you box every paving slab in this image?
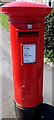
[0,25,16,118]
[43,64,52,105]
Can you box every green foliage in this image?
[44,8,54,63]
[0,13,9,31]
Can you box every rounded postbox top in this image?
[0,1,51,8]
[0,1,52,23]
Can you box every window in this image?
[49,0,51,6]
[51,0,54,7]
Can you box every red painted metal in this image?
[9,22,44,107]
[1,2,52,108]
[1,1,52,23]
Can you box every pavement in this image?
[0,25,54,119]
[0,25,16,119]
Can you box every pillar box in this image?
[1,1,52,120]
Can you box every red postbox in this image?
[1,1,52,120]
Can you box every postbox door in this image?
[14,29,43,107]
